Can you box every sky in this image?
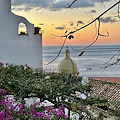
[11,0,120,46]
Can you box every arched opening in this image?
[18,22,27,35]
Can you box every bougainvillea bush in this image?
[0,63,108,119]
[0,89,68,120]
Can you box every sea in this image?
[43,45,120,77]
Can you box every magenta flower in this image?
[18,113,22,115]
[0,62,4,66]
[0,89,67,120]
[0,89,6,95]
[65,115,68,119]
[6,114,13,119]
[0,110,5,118]
[1,99,6,105]
[51,109,55,113]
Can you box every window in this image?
[18,22,27,35]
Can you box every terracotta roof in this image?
[89,77,120,84]
[90,79,120,110]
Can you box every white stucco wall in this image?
[0,0,43,68]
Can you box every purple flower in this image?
[0,110,5,118]
[50,106,54,109]
[6,114,13,119]
[0,89,6,95]
[1,99,6,105]
[7,110,10,114]
[51,109,55,113]
[0,62,4,66]
[18,113,22,115]
[65,115,68,119]
[0,90,66,120]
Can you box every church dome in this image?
[57,49,79,74]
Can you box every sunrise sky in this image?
[11,0,120,46]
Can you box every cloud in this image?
[12,0,54,7]
[68,21,74,26]
[100,17,117,23]
[77,20,84,24]
[92,0,110,2]
[12,6,33,12]
[70,23,74,26]
[19,24,26,28]
[55,26,65,30]
[50,0,94,11]
[24,6,33,11]
[12,0,95,11]
[12,7,24,11]
[90,10,96,13]
[11,0,112,12]
[39,23,44,25]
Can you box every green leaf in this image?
[68,35,74,40]
[78,51,85,56]
[65,30,68,34]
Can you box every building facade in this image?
[0,0,43,68]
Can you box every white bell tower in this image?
[0,0,43,69]
[0,0,11,15]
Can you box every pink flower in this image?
[6,114,13,119]
[51,109,55,113]
[0,110,5,118]
[0,89,6,95]
[0,62,4,66]
[1,99,5,105]
[18,113,22,115]
[7,110,10,114]
[65,115,68,119]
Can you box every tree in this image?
[46,0,120,69]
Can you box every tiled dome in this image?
[57,49,79,74]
